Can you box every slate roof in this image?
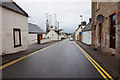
[82,22,92,32]
[0,1,29,17]
[28,23,45,34]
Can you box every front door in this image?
[99,23,102,45]
[110,14,116,49]
[37,34,40,44]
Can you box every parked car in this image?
[70,37,73,41]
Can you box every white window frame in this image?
[97,0,99,9]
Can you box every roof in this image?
[0,1,29,17]
[28,23,45,34]
[82,22,92,32]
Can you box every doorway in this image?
[110,14,116,49]
[99,23,102,45]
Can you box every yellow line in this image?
[83,52,108,80]
[0,42,59,70]
[82,50,114,80]
[74,42,114,80]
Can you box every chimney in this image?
[81,21,86,26]
[89,18,92,22]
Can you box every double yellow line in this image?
[74,42,114,80]
[0,42,59,70]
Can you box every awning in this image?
[79,32,83,34]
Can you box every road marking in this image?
[74,42,114,80]
[0,42,59,70]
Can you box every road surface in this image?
[2,39,111,79]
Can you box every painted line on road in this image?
[0,42,60,70]
[74,42,114,80]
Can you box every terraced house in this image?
[0,0,29,55]
[92,1,120,56]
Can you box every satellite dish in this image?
[97,14,104,22]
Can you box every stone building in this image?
[91,1,120,56]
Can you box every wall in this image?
[47,29,60,41]
[81,31,91,45]
[2,7,29,54]
[92,2,120,54]
[0,6,2,55]
[75,26,86,41]
[29,34,37,45]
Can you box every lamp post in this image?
[80,15,83,23]
[58,22,59,41]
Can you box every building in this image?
[28,23,45,45]
[0,0,29,55]
[47,26,62,41]
[81,18,92,45]
[91,1,120,56]
[61,32,67,40]
[75,21,86,41]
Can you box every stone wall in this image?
[92,2,120,55]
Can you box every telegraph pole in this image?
[58,22,59,41]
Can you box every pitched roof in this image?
[82,22,92,32]
[28,23,45,34]
[0,1,29,17]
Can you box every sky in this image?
[14,0,91,33]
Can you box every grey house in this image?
[28,23,45,45]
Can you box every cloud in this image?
[14,1,91,33]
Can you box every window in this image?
[13,28,22,48]
[97,0,99,9]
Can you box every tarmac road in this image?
[2,39,111,79]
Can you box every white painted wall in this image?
[2,7,29,54]
[81,31,91,45]
[75,25,85,40]
[0,6,2,55]
[40,38,51,44]
[42,34,47,39]
[47,28,61,41]
[29,34,37,45]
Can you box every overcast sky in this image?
[14,0,91,33]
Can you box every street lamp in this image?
[80,15,83,23]
[58,22,59,41]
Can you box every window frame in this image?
[97,0,99,10]
[13,28,22,48]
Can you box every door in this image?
[37,34,40,44]
[110,14,116,49]
[40,34,42,40]
[99,23,102,44]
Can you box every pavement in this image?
[75,41,120,79]
[1,41,58,65]
[1,39,116,79]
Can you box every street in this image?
[2,39,111,78]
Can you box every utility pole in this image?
[80,15,83,23]
[46,13,49,33]
[54,13,57,29]
[58,22,59,41]
[50,15,52,28]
